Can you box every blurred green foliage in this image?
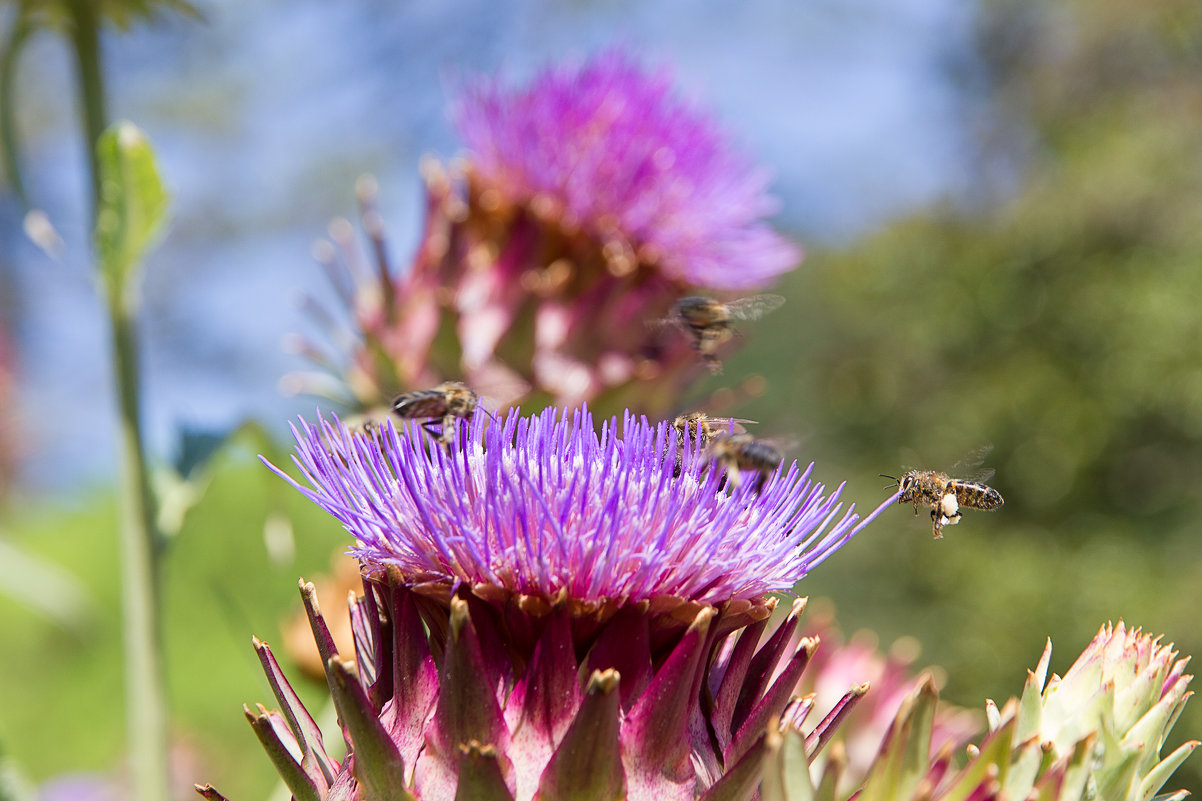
[731,0,1202,793]
[0,454,344,800]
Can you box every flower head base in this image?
[270,406,893,605]
[292,48,801,418]
[215,574,883,801]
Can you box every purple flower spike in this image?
[268,406,891,605]
[454,48,800,290]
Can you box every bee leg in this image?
[438,413,462,445]
[420,419,446,444]
[938,491,960,519]
[929,508,944,539]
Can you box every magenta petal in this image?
[350,586,385,703]
[508,608,583,799]
[711,617,771,750]
[453,47,800,289]
[726,637,816,768]
[621,608,716,800]
[804,682,871,758]
[380,582,439,773]
[585,605,653,711]
[253,638,338,790]
[731,599,805,735]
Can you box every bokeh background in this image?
[2,0,1200,798]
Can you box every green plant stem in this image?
[67,4,171,801]
[107,285,170,801]
[67,0,107,218]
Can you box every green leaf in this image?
[94,121,169,297]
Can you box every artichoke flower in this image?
[198,407,896,800]
[764,621,1196,801]
[292,48,801,417]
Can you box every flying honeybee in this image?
[664,295,785,375]
[706,433,783,492]
[391,381,480,445]
[883,449,1003,538]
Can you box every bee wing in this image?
[392,393,446,418]
[966,467,996,483]
[648,314,684,332]
[726,294,786,321]
[953,443,994,472]
[724,417,758,435]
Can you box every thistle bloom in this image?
[210,408,897,801]
[276,407,879,604]
[292,48,801,417]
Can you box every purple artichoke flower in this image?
[293,48,801,418]
[209,408,897,801]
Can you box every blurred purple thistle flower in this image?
[291,48,801,418]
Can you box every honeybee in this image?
[391,381,480,445]
[706,433,783,492]
[665,295,785,374]
[670,412,755,476]
[883,463,1004,539]
[672,412,756,447]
